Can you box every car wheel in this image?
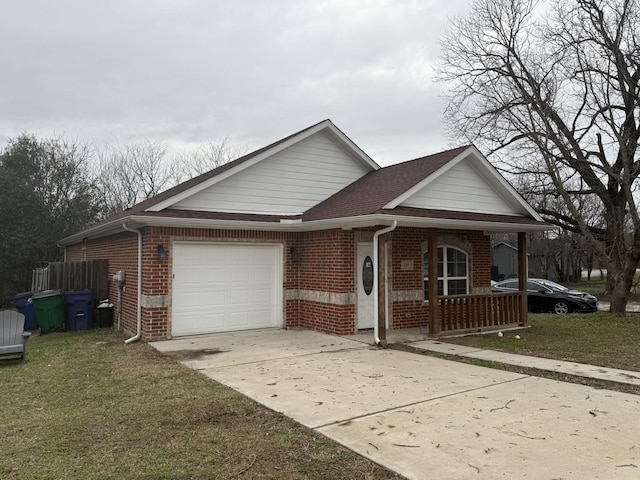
[553,300,570,314]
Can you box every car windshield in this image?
[536,280,569,292]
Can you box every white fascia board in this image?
[131,215,381,232]
[132,213,552,233]
[383,146,544,222]
[130,216,298,231]
[308,214,552,233]
[58,218,135,245]
[125,215,380,232]
[370,214,553,233]
[146,120,378,213]
[60,210,553,245]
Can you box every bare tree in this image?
[93,136,247,216]
[438,0,640,313]
[94,139,182,215]
[177,136,248,178]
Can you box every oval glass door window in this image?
[362,255,374,295]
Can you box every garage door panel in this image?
[198,313,225,332]
[254,266,275,281]
[229,288,250,305]
[171,243,282,336]
[204,292,226,308]
[229,312,249,328]
[229,267,251,282]
[254,287,273,303]
[174,294,205,312]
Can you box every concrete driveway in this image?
[152,329,640,480]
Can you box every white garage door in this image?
[171,242,283,336]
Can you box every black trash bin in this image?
[96,300,114,328]
[66,290,95,331]
[13,292,39,331]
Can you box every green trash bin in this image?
[32,289,65,333]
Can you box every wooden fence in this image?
[46,260,109,300]
[438,292,524,335]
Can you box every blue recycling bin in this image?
[65,290,95,331]
[13,292,39,331]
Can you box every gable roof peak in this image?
[384,144,472,169]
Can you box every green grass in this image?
[7,313,639,479]
[564,278,640,301]
[0,330,402,480]
[443,312,640,371]
[390,311,640,397]
[564,279,607,296]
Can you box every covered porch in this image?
[374,223,534,342]
[429,231,528,337]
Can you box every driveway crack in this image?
[313,374,530,430]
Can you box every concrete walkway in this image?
[410,340,640,386]
[152,329,640,480]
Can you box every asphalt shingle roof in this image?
[63,122,548,246]
[302,145,469,221]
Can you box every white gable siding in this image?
[400,160,522,215]
[172,131,370,215]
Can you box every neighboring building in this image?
[492,242,521,280]
[59,120,550,341]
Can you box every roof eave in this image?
[140,213,554,234]
[59,212,554,246]
[364,213,554,233]
[58,216,136,246]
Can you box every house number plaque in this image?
[362,256,374,295]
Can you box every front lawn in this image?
[444,312,640,372]
[0,330,401,480]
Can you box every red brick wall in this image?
[469,231,492,287]
[141,227,296,341]
[67,224,491,340]
[389,228,491,329]
[66,232,139,336]
[298,229,354,292]
[297,229,356,334]
[297,303,355,335]
[67,227,297,340]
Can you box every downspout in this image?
[373,221,397,345]
[122,223,142,344]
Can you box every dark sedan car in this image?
[491,278,598,314]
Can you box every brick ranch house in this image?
[60,120,550,343]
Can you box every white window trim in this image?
[423,245,469,300]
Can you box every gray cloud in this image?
[0,0,471,165]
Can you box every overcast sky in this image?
[0,0,472,166]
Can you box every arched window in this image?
[423,246,469,299]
